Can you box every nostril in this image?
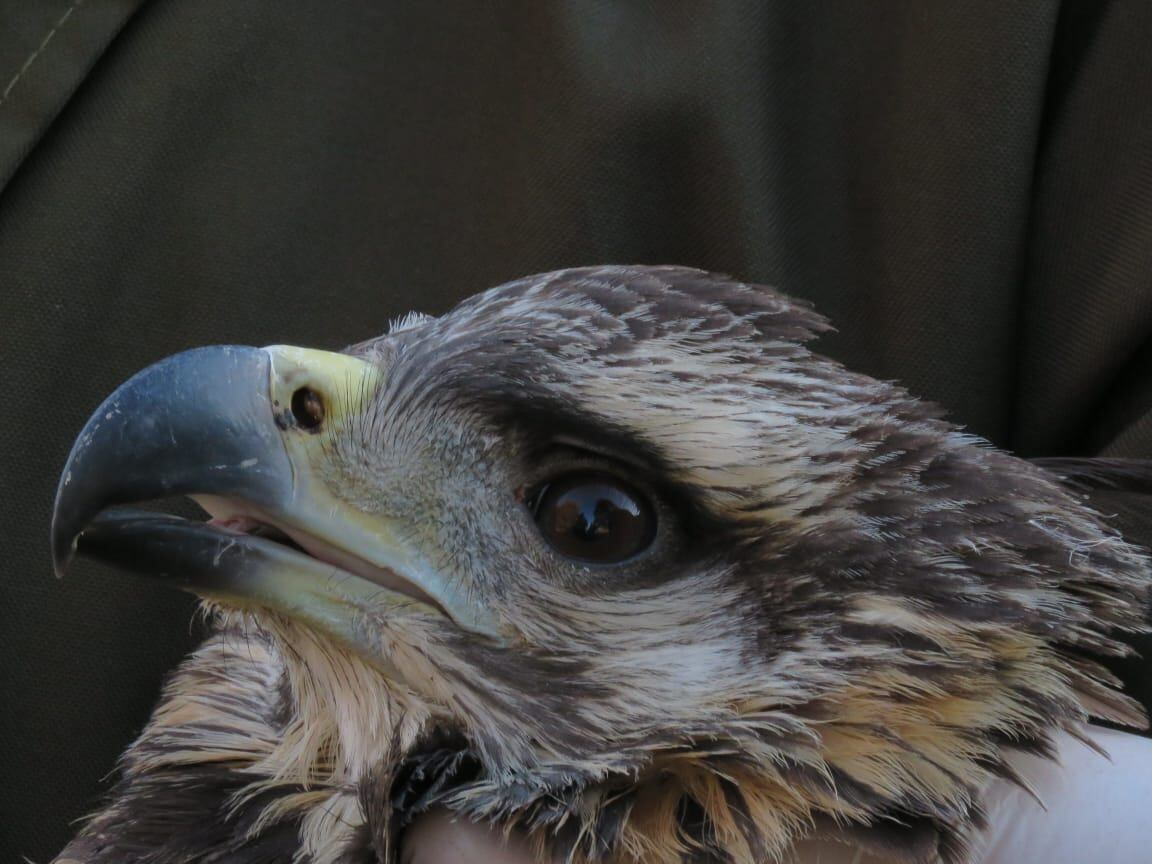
[290,387,325,430]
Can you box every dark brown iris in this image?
[532,472,656,563]
[290,387,325,430]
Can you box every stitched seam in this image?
[0,0,88,109]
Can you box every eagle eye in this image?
[530,472,656,564]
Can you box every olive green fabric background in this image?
[3,2,1151,861]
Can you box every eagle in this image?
[50,266,1151,864]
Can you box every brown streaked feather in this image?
[52,623,371,864]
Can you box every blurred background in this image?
[2,2,1151,861]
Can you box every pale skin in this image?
[401,727,1152,864]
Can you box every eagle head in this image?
[52,266,1150,864]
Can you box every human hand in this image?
[400,726,1152,864]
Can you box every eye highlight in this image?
[529,472,657,564]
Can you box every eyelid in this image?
[546,435,653,473]
[526,447,648,500]
[523,456,677,545]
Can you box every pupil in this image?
[559,493,627,540]
[537,475,652,563]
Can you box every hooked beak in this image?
[51,344,498,644]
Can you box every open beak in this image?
[52,344,498,644]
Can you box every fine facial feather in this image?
[55,266,1151,864]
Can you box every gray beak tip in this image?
[50,482,80,579]
[49,344,284,581]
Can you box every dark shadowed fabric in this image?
[2,2,1150,861]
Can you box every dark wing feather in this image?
[1033,457,1152,726]
[1032,457,1152,493]
[1032,457,1152,551]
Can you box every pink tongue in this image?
[207,515,263,534]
